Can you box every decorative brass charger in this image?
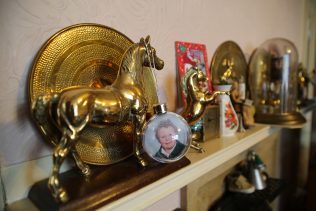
[29,23,159,165]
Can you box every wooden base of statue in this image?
[28,155,190,211]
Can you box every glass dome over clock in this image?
[248,38,306,127]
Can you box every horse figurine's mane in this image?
[113,37,151,89]
[120,43,141,73]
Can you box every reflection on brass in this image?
[190,142,205,153]
[203,105,220,140]
[211,41,247,86]
[297,63,315,105]
[180,68,229,125]
[29,24,160,166]
[180,68,228,147]
[221,58,234,83]
[31,31,164,202]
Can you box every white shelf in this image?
[99,124,277,211]
[5,125,278,210]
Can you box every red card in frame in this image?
[175,41,212,106]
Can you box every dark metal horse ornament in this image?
[32,36,164,202]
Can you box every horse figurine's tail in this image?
[32,94,60,146]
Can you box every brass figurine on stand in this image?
[180,67,229,147]
[32,35,164,202]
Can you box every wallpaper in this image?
[0,0,304,166]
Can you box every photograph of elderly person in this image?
[154,119,186,159]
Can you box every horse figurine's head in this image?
[140,36,164,70]
[194,69,209,92]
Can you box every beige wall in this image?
[0,0,305,166]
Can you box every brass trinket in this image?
[180,67,228,144]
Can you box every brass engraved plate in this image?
[29,24,159,165]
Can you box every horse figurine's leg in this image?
[131,100,148,167]
[134,118,148,167]
[71,149,91,176]
[48,130,73,203]
[59,103,92,176]
[48,129,91,202]
[133,113,148,166]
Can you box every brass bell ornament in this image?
[248,38,306,127]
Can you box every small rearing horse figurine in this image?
[180,67,229,126]
[32,36,164,202]
[180,68,229,149]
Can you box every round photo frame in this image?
[142,104,192,163]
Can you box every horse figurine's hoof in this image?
[137,156,149,167]
[82,166,91,176]
[48,177,69,203]
[190,143,205,153]
[56,188,69,203]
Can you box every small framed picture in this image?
[142,111,191,163]
[175,41,212,106]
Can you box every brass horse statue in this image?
[180,67,229,143]
[32,36,164,202]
